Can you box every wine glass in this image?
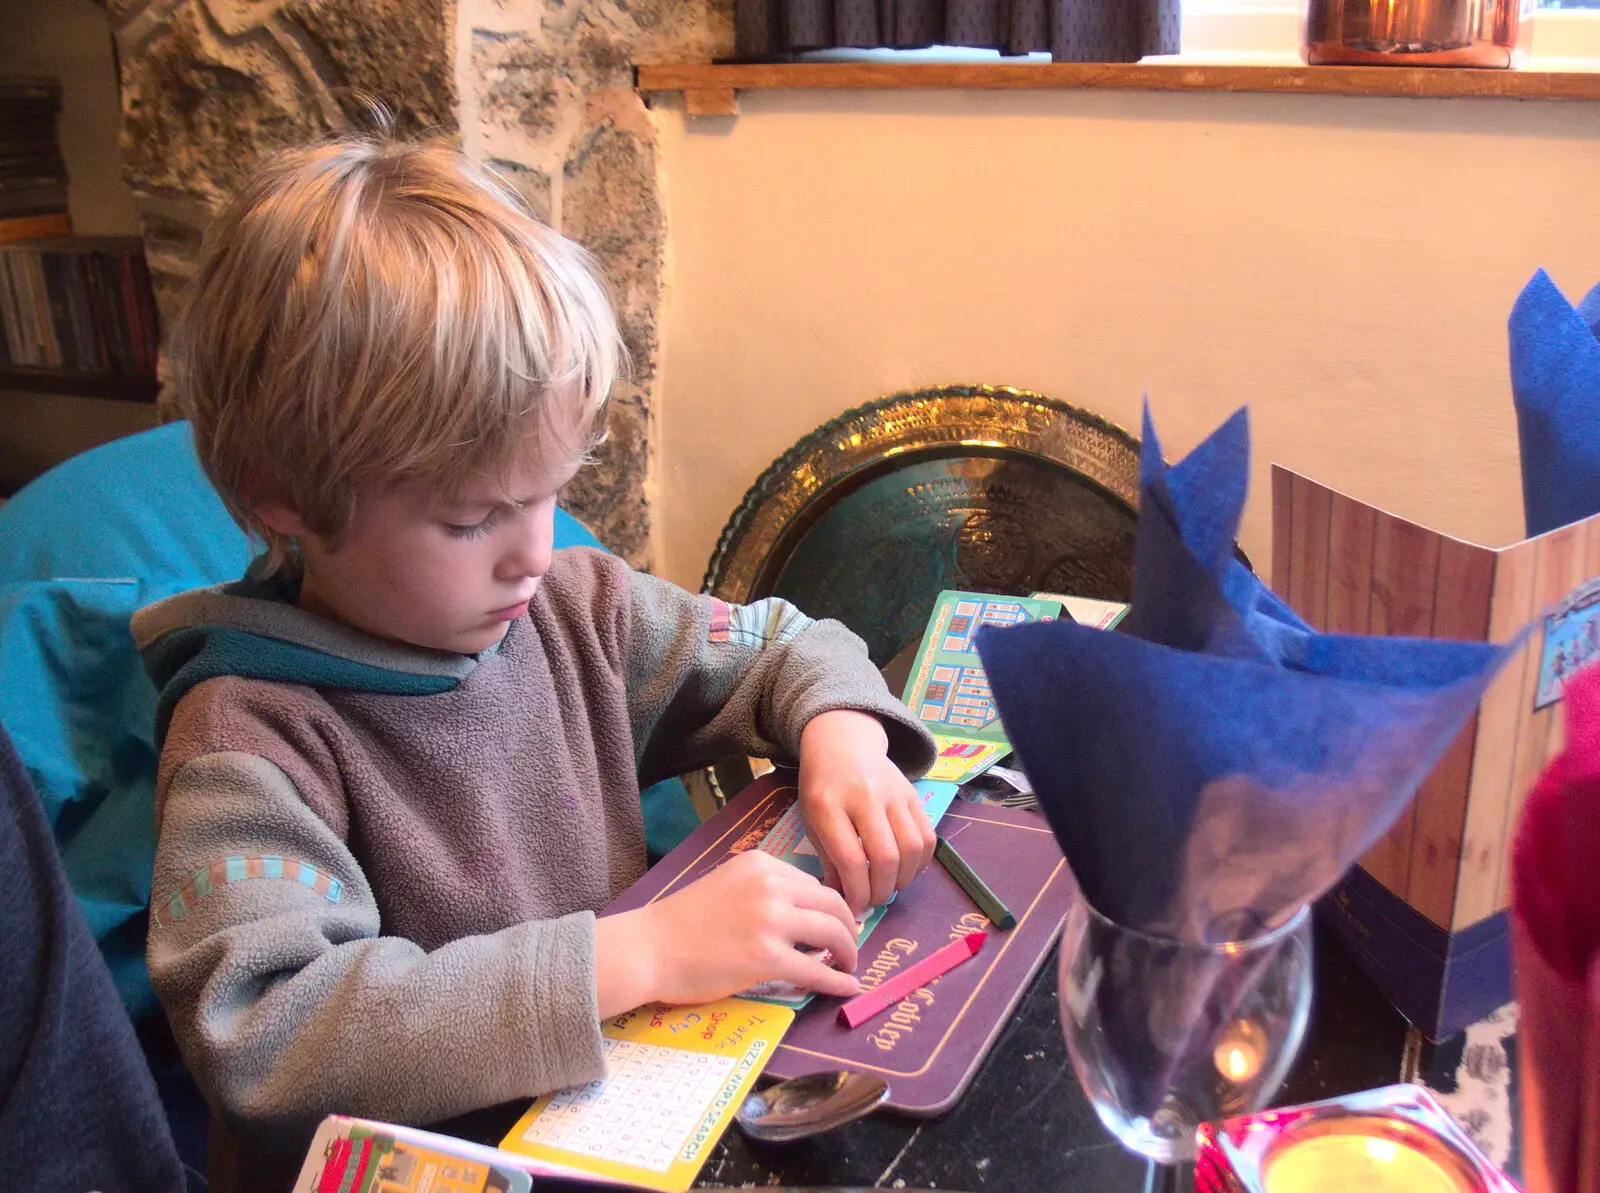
[1057,898,1313,1192]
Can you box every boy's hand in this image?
[594,850,860,1016]
[797,709,936,916]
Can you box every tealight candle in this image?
[1262,1132,1475,1193]
[1196,1086,1509,1193]
[1212,1019,1267,1085]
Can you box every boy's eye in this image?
[444,511,497,539]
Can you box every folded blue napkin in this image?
[976,404,1521,944]
[1511,268,1600,538]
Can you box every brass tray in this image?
[703,385,1142,668]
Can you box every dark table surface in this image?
[451,920,1449,1191]
[696,925,1416,1191]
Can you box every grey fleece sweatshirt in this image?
[132,547,934,1189]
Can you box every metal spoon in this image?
[735,1070,890,1143]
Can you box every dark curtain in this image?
[735,0,1180,63]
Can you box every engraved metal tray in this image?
[703,385,1142,668]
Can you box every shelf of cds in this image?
[0,78,159,402]
[0,236,161,402]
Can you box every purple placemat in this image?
[604,773,1076,1115]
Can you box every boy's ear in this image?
[255,503,312,538]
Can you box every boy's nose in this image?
[499,519,554,581]
[512,518,563,578]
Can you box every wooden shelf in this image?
[637,61,1600,113]
[0,367,158,402]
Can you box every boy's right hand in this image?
[594,851,860,1017]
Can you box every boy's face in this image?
[289,454,584,655]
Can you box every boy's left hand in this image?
[797,709,936,916]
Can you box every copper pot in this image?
[1303,0,1534,66]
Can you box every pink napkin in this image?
[1513,663,1600,1193]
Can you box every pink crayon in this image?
[837,931,988,1029]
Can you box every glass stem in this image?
[1142,1159,1195,1193]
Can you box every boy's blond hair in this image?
[168,134,624,573]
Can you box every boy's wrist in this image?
[594,908,662,1019]
[800,708,890,760]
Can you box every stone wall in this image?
[105,0,730,568]
[107,0,455,363]
[459,0,731,564]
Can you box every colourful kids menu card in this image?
[497,996,792,1193]
[294,1115,539,1192]
[903,590,1068,783]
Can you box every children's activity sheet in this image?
[906,590,1129,783]
[498,996,792,1192]
[903,591,1065,783]
[738,778,960,1008]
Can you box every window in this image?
[796,0,1600,66]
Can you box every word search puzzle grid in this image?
[500,996,793,1191]
[513,1037,735,1172]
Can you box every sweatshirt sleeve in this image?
[146,749,606,1143]
[622,570,936,787]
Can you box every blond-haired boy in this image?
[134,135,935,1191]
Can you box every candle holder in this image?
[1195,1083,1521,1193]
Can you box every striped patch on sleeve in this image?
[707,597,813,649]
[708,597,733,643]
[152,854,344,929]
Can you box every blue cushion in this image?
[0,579,161,1015]
[0,421,699,1018]
[0,422,253,588]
